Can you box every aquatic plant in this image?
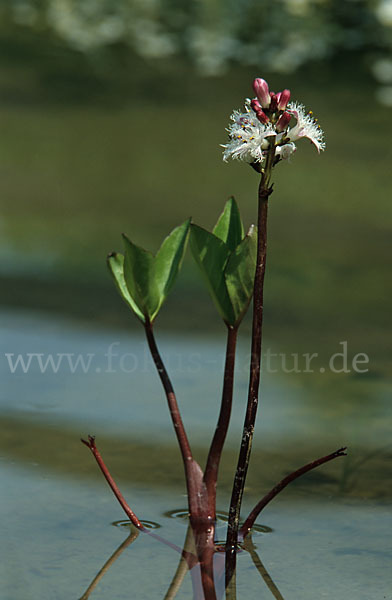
[82,77,346,599]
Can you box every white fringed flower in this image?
[286,102,325,152]
[222,101,276,163]
[222,83,325,165]
[276,142,297,160]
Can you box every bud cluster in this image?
[222,77,325,166]
[251,78,291,129]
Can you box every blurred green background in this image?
[0,0,391,368]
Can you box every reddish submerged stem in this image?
[144,318,208,521]
[81,435,145,530]
[204,325,238,515]
[240,447,348,538]
[144,318,193,464]
[81,435,187,555]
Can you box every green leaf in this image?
[155,219,191,305]
[225,225,257,324]
[111,219,191,323]
[190,224,235,324]
[212,197,244,252]
[107,252,145,322]
[191,197,257,327]
[122,235,161,321]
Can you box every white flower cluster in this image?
[222,95,325,165]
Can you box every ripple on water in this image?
[163,508,273,534]
[112,519,161,529]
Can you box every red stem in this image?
[239,447,347,539]
[204,325,238,516]
[144,318,192,462]
[199,533,218,600]
[81,435,187,555]
[144,319,208,521]
[81,435,145,530]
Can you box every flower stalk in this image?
[225,140,276,588]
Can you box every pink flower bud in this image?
[250,98,262,113]
[277,89,291,111]
[250,99,270,124]
[275,111,292,132]
[253,78,271,109]
[256,110,270,125]
[269,93,278,111]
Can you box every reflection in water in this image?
[164,525,194,600]
[242,537,285,600]
[78,522,285,600]
[79,528,139,600]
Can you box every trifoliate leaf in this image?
[109,219,191,323]
[191,200,257,327]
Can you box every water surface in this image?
[1,309,391,599]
